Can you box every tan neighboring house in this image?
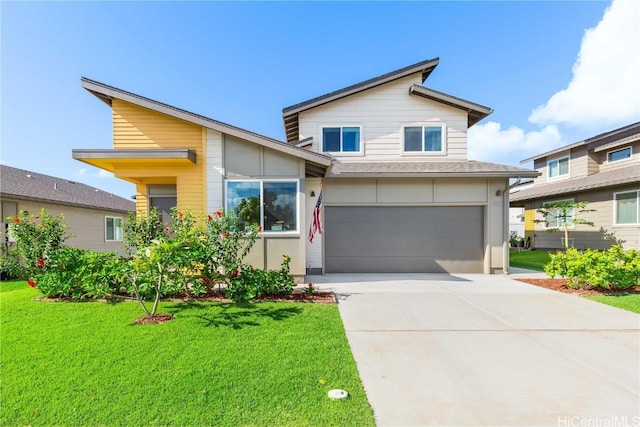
[0,165,135,254]
[510,122,640,250]
[73,58,538,276]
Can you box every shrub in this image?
[0,246,26,280]
[226,255,295,302]
[7,209,69,276]
[545,245,640,289]
[122,208,165,256]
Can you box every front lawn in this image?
[509,250,552,271]
[586,294,640,314]
[0,281,374,426]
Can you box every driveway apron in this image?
[307,273,640,427]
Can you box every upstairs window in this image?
[322,126,361,153]
[607,147,631,162]
[547,156,569,179]
[105,217,123,241]
[403,125,445,153]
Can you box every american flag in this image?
[308,190,323,243]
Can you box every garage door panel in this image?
[325,206,483,273]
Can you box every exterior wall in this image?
[111,99,206,214]
[315,177,509,273]
[523,184,639,250]
[1,197,129,255]
[570,146,590,179]
[298,74,469,161]
[222,135,307,278]
[509,207,525,238]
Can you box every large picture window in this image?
[105,217,123,241]
[614,190,639,225]
[226,180,298,232]
[322,126,361,153]
[547,156,569,179]
[403,125,445,153]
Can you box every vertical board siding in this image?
[298,74,469,162]
[112,99,205,214]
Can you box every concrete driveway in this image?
[307,272,640,427]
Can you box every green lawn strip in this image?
[585,294,640,314]
[1,281,374,426]
[509,250,552,271]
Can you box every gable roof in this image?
[520,121,640,164]
[281,58,493,143]
[80,78,332,169]
[510,163,639,204]
[328,160,540,178]
[0,165,135,213]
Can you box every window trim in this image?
[613,189,640,226]
[547,155,570,180]
[224,179,300,234]
[541,198,575,230]
[320,125,363,155]
[401,124,447,155]
[606,146,632,163]
[105,216,123,242]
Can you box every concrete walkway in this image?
[306,273,640,427]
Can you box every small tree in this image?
[534,201,594,249]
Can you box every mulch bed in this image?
[169,289,336,304]
[516,278,640,296]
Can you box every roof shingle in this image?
[0,165,135,213]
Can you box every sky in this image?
[1,0,639,200]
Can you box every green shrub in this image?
[0,246,26,280]
[545,245,640,289]
[226,255,295,302]
[7,209,69,276]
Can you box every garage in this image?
[324,206,484,273]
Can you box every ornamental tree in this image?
[534,200,595,249]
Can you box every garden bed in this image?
[516,278,640,296]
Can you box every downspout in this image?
[502,177,522,274]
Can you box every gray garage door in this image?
[325,206,484,273]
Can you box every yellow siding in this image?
[111,99,205,214]
[524,209,536,240]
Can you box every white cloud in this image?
[529,0,640,128]
[468,122,562,165]
[75,168,114,178]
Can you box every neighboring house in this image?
[510,122,640,250]
[0,165,135,254]
[73,58,537,277]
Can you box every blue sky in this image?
[2,1,638,199]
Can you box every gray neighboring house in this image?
[1,165,135,254]
[510,122,640,250]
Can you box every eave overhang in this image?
[72,149,197,172]
[408,85,493,127]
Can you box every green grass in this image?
[0,281,374,426]
[586,294,640,314]
[509,250,552,271]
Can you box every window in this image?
[226,180,298,232]
[543,200,574,229]
[403,125,445,153]
[322,126,360,152]
[105,217,123,241]
[547,156,569,179]
[607,147,632,162]
[614,190,639,225]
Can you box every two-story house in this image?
[73,58,538,278]
[510,122,640,250]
